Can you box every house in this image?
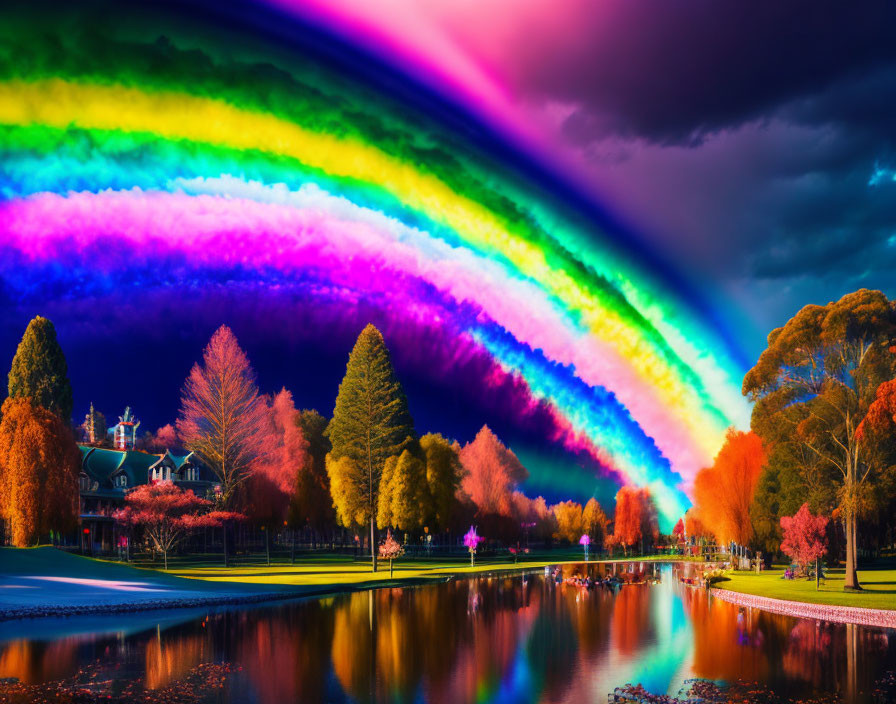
[78,445,219,552]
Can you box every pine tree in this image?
[326,324,415,570]
[0,398,80,546]
[8,316,73,422]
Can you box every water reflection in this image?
[0,563,893,703]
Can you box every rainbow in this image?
[0,1,749,528]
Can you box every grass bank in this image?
[166,550,703,587]
[715,565,896,610]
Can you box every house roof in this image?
[149,449,195,471]
[112,451,161,487]
[80,446,161,489]
[79,445,217,490]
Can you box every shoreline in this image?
[8,548,895,626]
[0,575,460,622]
[710,586,896,628]
[0,553,675,622]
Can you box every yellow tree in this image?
[377,449,430,532]
[420,433,462,531]
[552,500,584,543]
[583,498,609,546]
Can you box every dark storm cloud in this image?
[503,0,896,146]
[494,0,896,346]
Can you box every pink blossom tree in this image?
[114,482,234,570]
[463,525,483,566]
[378,529,405,578]
[780,503,829,579]
[579,533,591,560]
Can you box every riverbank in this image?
[711,565,896,626]
[714,565,896,609]
[0,547,294,620]
[712,588,896,628]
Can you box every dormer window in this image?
[79,474,89,492]
[116,475,128,488]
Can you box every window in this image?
[79,474,89,492]
[116,475,128,488]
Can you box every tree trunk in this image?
[265,529,270,566]
[844,514,861,590]
[163,548,168,571]
[223,525,229,568]
[370,516,377,572]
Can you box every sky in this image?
[1,0,893,525]
[285,0,896,355]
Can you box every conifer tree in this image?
[326,324,415,570]
[8,316,73,422]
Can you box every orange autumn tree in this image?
[458,425,528,519]
[610,486,657,556]
[0,397,79,546]
[684,510,710,539]
[691,429,766,546]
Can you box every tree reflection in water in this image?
[0,564,894,703]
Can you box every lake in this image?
[0,562,893,703]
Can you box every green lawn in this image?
[168,550,595,587]
[165,549,700,587]
[0,546,284,594]
[716,565,896,610]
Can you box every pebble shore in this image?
[711,587,896,628]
